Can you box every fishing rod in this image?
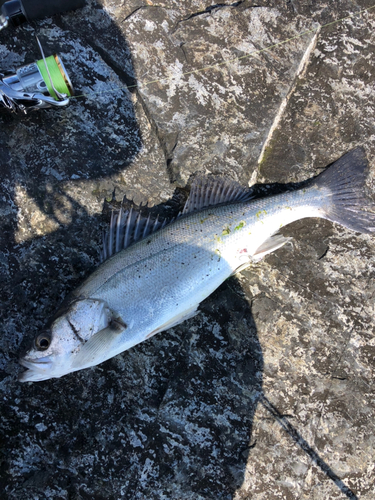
[0,0,86,30]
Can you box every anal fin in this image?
[252,233,292,262]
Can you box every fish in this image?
[19,147,375,382]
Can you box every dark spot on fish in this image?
[110,318,127,331]
[68,320,82,342]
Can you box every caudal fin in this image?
[312,147,375,234]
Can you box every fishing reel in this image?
[0,0,86,114]
[0,37,73,114]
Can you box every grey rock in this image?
[0,1,374,499]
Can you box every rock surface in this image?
[0,1,374,499]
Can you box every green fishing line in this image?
[36,55,71,99]
[68,4,375,101]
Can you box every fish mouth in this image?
[19,356,54,382]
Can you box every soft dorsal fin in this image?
[182,176,253,214]
[101,177,253,261]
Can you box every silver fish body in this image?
[19,148,375,382]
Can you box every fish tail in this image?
[311,147,375,234]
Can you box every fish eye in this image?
[35,334,51,351]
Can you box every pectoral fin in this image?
[72,320,126,369]
[146,305,199,339]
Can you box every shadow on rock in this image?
[0,5,263,498]
[2,269,263,499]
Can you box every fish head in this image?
[19,298,112,382]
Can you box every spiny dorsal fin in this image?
[101,207,173,262]
[182,176,253,214]
[101,177,253,262]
